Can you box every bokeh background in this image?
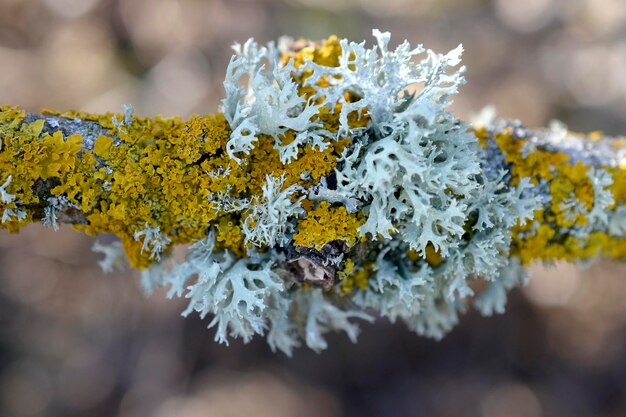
[1,0,626,416]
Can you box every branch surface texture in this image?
[1,30,625,355]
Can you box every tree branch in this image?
[1,30,625,354]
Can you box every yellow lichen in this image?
[0,37,362,269]
[478,127,626,264]
[293,201,364,251]
[215,215,246,257]
[3,33,626,279]
[407,243,444,268]
[339,259,371,294]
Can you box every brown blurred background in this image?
[1,0,626,416]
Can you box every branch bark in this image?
[1,105,625,276]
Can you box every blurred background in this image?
[0,0,626,416]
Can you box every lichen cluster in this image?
[475,125,626,264]
[0,30,625,355]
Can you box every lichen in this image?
[475,126,626,264]
[293,201,364,250]
[1,30,626,355]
